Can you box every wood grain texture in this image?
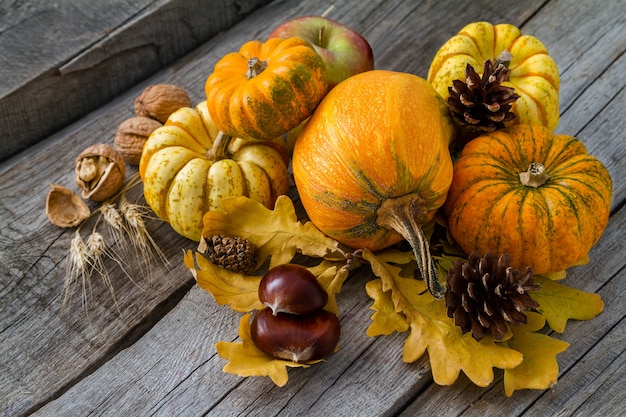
[1,0,624,415]
[0,0,272,162]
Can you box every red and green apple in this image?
[268,16,374,89]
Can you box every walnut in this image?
[46,183,91,227]
[114,116,162,165]
[75,144,126,202]
[134,84,192,123]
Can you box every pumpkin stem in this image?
[207,131,233,161]
[246,57,267,79]
[376,195,445,299]
[494,50,513,69]
[519,162,550,188]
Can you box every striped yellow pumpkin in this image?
[139,101,290,241]
[428,21,560,131]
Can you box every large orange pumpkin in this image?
[292,70,455,298]
[139,101,290,242]
[205,37,327,142]
[444,124,612,274]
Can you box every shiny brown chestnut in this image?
[258,264,328,315]
[250,308,340,362]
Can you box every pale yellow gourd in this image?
[139,101,290,241]
[428,21,560,131]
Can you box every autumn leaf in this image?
[503,312,569,396]
[365,249,413,336]
[201,195,343,269]
[531,275,604,333]
[309,260,353,316]
[184,250,264,312]
[362,249,523,387]
[366,279,409,336]
[216,314,313,387]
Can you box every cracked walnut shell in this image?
[75,143,126,201]
[46,183,91,227]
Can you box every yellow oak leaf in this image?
[366,279,409,336]
[201,195,343,269]
[309,260,352,316]
[362,249,523,387]
[215,314,313,387]
[530,275,604,333]
[184,250,263,312]
[503,312,570,396]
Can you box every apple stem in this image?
[319,25,326,47]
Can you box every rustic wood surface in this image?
[1,0,624,416]
[0,0,272,162]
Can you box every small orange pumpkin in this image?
[444,124,612,274]
[205,37,327,142]
[292,70,455,297]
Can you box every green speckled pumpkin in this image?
[205,37,327,141]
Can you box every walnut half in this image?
[75,144,126,201]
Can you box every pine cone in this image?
[204,235,257,274]
[447,52,520,134]
[445,252,539,341]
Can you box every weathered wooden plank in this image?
[524,0,626,115]
[570,344,626,417]
[529,318,626,416]
[577,86,626,211]
[0,0,272,162]
[558,47,626,137]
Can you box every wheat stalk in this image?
[62,172,168,314]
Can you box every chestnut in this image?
[250,308,340,362]
[258,264,328,315]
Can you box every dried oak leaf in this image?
[530,275,604,333]
[184,250,263,312]
[365,249,413,336]
[366,279,409,336]
[215,314,314,387]
[362,249,523,387]
[201,195,343,269]
[502,311,569,396]
[308,260,352,316]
